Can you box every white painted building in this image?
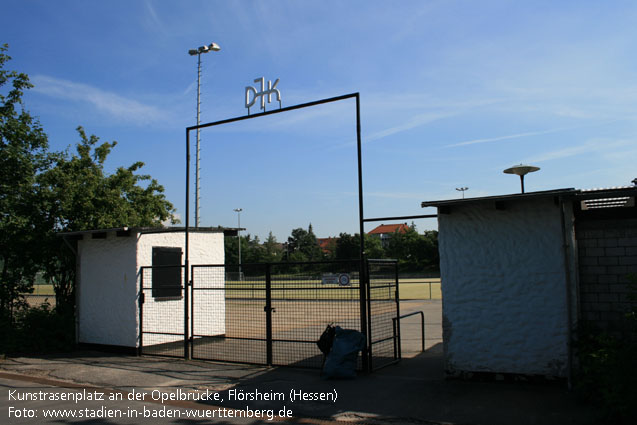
[62,227,227,351]
[421,187,637,379]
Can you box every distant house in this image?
[316,237,337,255]
[368,223,409,247]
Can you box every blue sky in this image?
[4,1,637,241]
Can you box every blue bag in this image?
[322,326,366,379]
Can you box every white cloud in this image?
[525,138,635,163]
[447,127,570,148]
[365,111,456,143]
[32,75,166,124]
[361,94,503,144]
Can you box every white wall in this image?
[137,231,225,347]
[77,235,138,347]
[438,197,570,377]
[77,230,225,348]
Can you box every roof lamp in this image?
[503,164,540,194]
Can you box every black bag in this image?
[317,324,336,356]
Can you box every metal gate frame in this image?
[139,259,399,372]
[176,92,428,371]
[184,93,371,366]
[367,259,400,371]
[189,260,363,368]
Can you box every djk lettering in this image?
[245,77,281,112]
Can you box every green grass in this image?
[221,277,441,300]
[26,279,442,300]
[31,284,55,296]
[398,278,442,300]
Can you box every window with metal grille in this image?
[152,247,182,298]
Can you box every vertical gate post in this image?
[138,268,144,356]
[265,263,273,366]
[365,261,373,371]
[185,127,191,361]
[184,265,190,360]
[355,94,370,372]
[394,261,401,362]
[190,265,195,360]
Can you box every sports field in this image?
[27,278,442,300]
[398,278,442,300]
[220,277,441,300]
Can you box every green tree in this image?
[287,224,323,262]
[224,235,239,265]
[421,230,439,270]
[334,232,384,260]
[385,224,439,272]
[0,44,51,320]
[335,232,358,260]
[1,44,178,352]
[262,232,283,263]
[37,128,177,309]
[242,235,263,264]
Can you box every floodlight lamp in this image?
[208,42,221,51]
[188,49,198,56]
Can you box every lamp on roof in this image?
[503,164,540,194]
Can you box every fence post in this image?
[265,263,273,366]
[138,268,144,356]
[184,265,190,360]
[190,265,195,360]
[361,259,370,372]
[394,261,401,361]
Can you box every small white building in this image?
[62,227,228,352]
[421,187,637,379]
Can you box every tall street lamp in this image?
[189,42,221,227]
[233,208,242,279]
[456,187,469,199]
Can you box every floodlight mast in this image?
[456,187,469,199]
[234,208,242,280]
[503,164,540,193]
[188,42,221,227]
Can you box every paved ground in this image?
[0,300,600,424]
[1,352,599,424]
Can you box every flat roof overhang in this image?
[58,226,243,238]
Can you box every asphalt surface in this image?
[0,300,599,424]
[0,346,598,425]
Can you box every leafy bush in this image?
[0,303,75,355]
[575,275,637,423]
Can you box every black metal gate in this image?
[139,259,399,372]
[367,259,400,370]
